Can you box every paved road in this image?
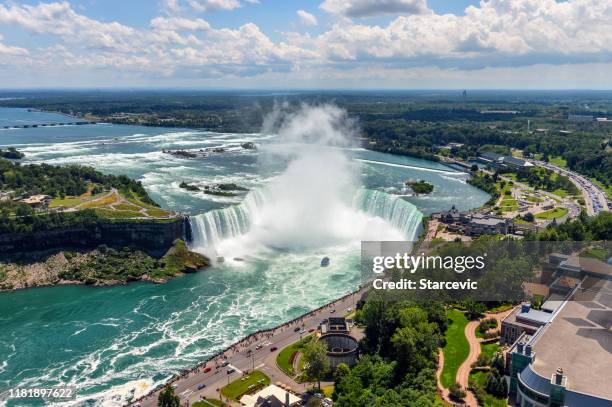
[532,160,609,216]
[132,291,362,407]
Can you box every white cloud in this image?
[2,0,612,87]
[320,0,429,18]
[297,10,318,27]
[0,39,28,57]
[185,0,241,12]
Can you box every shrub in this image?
[449,383,466,400]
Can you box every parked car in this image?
[270,346,278,352]
[255,344,263,350]
[203,367,212,373]
[308,328,315,333]
[227,368,236,374]
[293,326,301,332]
[197,383,206,390]
[221,361,230,367]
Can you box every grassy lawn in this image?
[146,207,173,217]
[469,370,488,388]
[322,385,334,398]
[524,194,543,203]
[550,188,570,198]
[480,342,500,359]
[486,303,514,313]
[81,192,120,208]
[535,207,568,220]
[581,247,609,261]
[95,208,143,219]
[441,309,470,388]
[513,217,532,225]
[192,400,227,407]
[480,393,508,407]
[49,191,107,209]
[220,370,270,401]
[276,335,314,376]
[113,202,141,211]
[500,197,518,212]
[549,156,567,168]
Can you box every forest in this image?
[1,90,610,188]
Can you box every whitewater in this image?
[0,106,489,406]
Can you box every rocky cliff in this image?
[0,216,191,257]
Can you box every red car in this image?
[308,328,315,333]
[203,367,212,373]
[270,346,278,352]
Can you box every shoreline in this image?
[130,286,367,405]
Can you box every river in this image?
[0,107,489,406]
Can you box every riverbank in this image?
[131,287,364,406]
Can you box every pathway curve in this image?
[456,320,480,407]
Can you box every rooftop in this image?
[530,278,612,400]
[240,384,301,407]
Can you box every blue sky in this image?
[1,0,612,89]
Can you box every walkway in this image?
[437,306,516,407]
[456,320,480,407]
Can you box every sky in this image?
[0,0,612,89]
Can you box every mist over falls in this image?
[189,105,424,259]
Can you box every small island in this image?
[180,181,248,197]
[407,179,434,194]
[0,147,24,159]
[179,181,200,191]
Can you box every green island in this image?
[407,180,434,194]
[0,158,209,291]
[0,239,208,291]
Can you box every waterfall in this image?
[190,187,423,251]
[352,188,423,241]
[189,189,266,248]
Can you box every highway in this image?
[532,160,610,216]
[132,291,362,407]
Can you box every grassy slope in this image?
[535,207,568,220]
[221,370,270,401]
[276,334,314,376]
[441,309,470,388]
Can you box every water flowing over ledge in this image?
[189,187,423,252]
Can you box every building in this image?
[435,208,514,236]
[567,114,594,122]
[501,303,552,345]
[19,194,51,209]
[477,152,533,169]
[507,279,612,406]
[318,333,359,369]
[239,384,301,407]
[320,317,349,334]
[503,156,534,169]
[504,255,612,406]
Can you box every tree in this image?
[334,363,350,384]
[303,340,331,390]
[463,300,485,320]
[523,212,535,222]
[157,384,180,407]
[470,164,479,172]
